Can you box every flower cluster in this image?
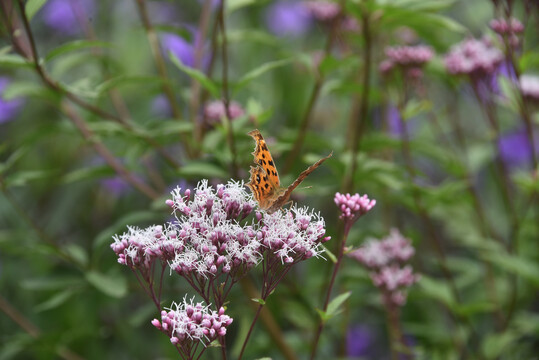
[520,74,539,102]
[490,17,524,35]
[444,37,504,78]
[334,192,376,224]
[490,17,524,48]
[259,206,330,264]
[349,229,419,306]
[111,224,182,270]
[203,100,245,126]
[164,180,261,278]
[379,45,434,76]
[152,298,233,347]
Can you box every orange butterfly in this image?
[246,129,332,213]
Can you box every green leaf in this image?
[169,53,219,98]
[226,0,261,13]
[147,121,193,137]
[62,165,114,184]
[481,251,539,286]
[401,99,432,120]
[25,0,48,21]
[0,146,28,175]
[418,275,456,308]
[21,276,83,291]
[234,58,294,93]
[0,54,33,69]
[177,161,228,179]
[34,289,77,313]
[45,40,112,62]
[95,75,163,96]
[5,169,57,187]
[482,331,519,359]
[86,270,127,298]
[251,298,266,305]
[326,291,352,319]
[63,243,89,267]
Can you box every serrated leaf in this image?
[45,40,112,62]
[169,53,219,98]
[177,161,228,179]
[234,58,293,93]
[86,270,127,298]
[25,0,48,21]
[34,289,77,313]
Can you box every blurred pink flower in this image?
[203,100,245,125]
[444,37,504,77]
[303,1,341,22]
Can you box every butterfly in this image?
[246,129,332,213]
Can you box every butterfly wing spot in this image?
[248,129,280,188]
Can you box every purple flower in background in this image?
[265,1,312,37]
[386,105,405,137]
[346,325,372,357]
[498,128,538,169]
[161,33,196,67]
[101,176,130,196]
[0,77,24,124]
[151,94,173,118]
[42,0,95,34]
[162,31,210,70]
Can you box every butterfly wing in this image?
[267,152,333,213]
[248,129,281,188]
[247,165,277,209]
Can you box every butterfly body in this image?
[246,129,332,213]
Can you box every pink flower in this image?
[444,37,504,77]
[204,100,245,125]
[520,74,539,102]
[303,1,341,22]
[334,192,376,223]
[490,17,524,35]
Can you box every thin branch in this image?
[62,102,160,200]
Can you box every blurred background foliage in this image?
[1,0,538,359]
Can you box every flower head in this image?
[349,229,419,306]
[259,206,330,264]
[490,17,524,35]
[334,192,376,224]
[153,297,233,347]
[444,37,504,78]
[0,77,24,124]
[203,100,245,126]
